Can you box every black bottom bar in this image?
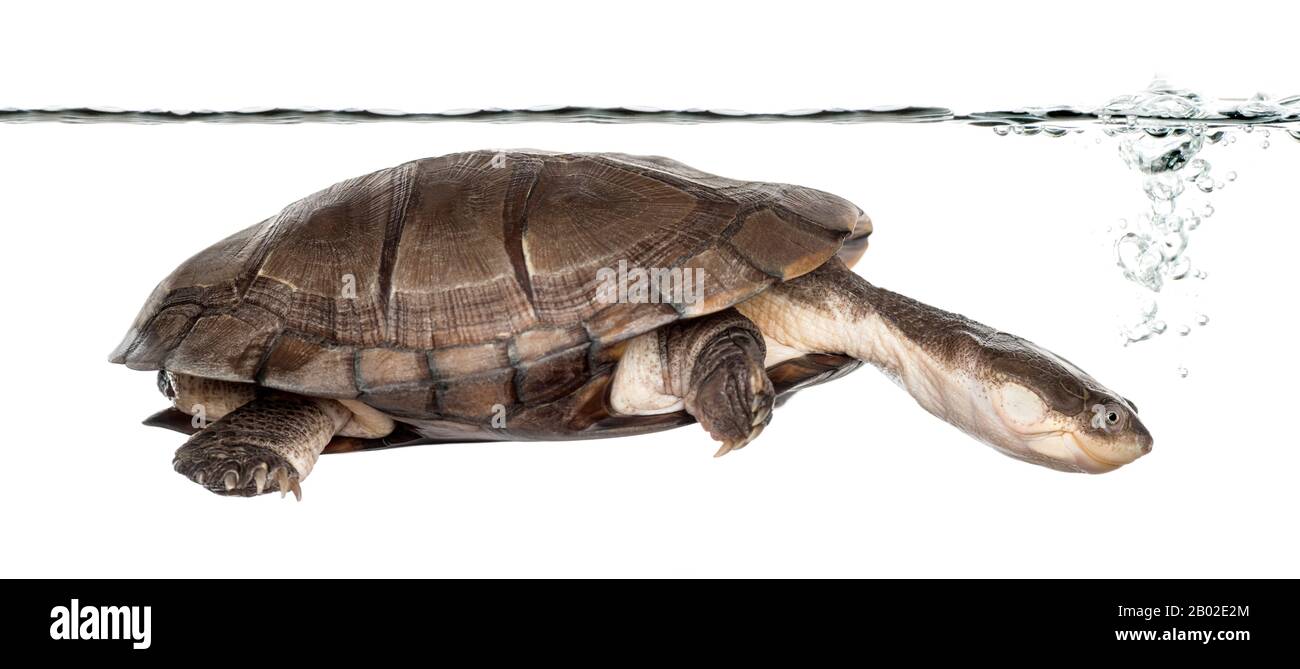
[6,579,1288,659]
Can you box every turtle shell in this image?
[112,150,868,438]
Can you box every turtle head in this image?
[985,337,1153,473]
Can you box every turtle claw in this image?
[252,464,268,495]
[273,467,302,501]
[174,439,301,499]
[713,422,766,458]
[695,350,775,458]
[751,395,771,428]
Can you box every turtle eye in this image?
[1091,403,1125,431]
[1102,403,1126,431]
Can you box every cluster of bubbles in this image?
[1100,81,1237,349]
[992,80,1299,374]
[1108,128,1215,297]
[1120,297,1212,349]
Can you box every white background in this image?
[2,1,1297,578]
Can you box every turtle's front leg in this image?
[611,309,775,456]
[173,394,350,499]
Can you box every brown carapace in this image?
[112,151,869,454]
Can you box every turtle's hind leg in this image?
[173,394,350,499]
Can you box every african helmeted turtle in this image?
[110,150,1153,499]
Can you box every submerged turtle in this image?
[111,150,1152,499]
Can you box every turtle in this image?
[110,150,1153,499]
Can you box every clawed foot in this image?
[712,367,774,457]
[712,389,769,457]
[174,439,302,500]
[688,352,776,458]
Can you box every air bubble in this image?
[1115,233,1165,292]
[1168,255,1192,279]
[1144,174,1184,203]
[1161,231,1188,260]
[1121,300,1164,345]
[1178,325,1191,336]
[1178,367,1189,378]
[1197,314,1210,325]
[1122,131,1204,174]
